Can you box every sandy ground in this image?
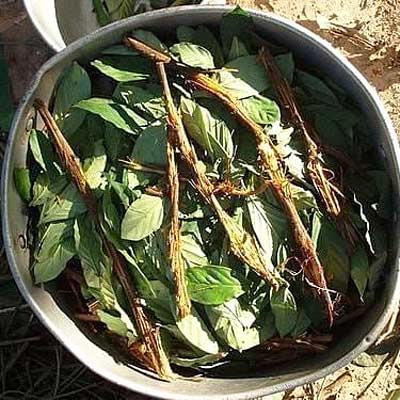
[1,0,399,399]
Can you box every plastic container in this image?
[2,6,400,400]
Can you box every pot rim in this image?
[3,6,400,399]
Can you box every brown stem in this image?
[185,72,334,326]
[162,69,192,319]
[124,36,333,326]
[33,99,174,381]
[258,47,359,249]
[75,313,100,322]
[155,63,280,290]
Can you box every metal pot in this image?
[2,6,400,400]
[23,0,226,51]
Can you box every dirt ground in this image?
[1,0,399,399]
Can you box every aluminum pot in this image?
[2,6,400,400]
[23,0,226,51]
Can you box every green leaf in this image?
[258,311,277,341]
[181,233,208,267]
[109,0,135,19]
[206,298,260,351]
[296,70,340,106]
[176,311,219,354]
[291,308,311,337]
[241,95,280,125]
[221,54,294,99]
[187,266,244,305]
[14,168,31,202]
[227,36,249,61]
[115,83,164,119]
[31,173,67,207]
[314,115,353,153]
[104,123,124,161]
[213,70,258,100]
[39,184,87,225]
[92,0,110,26]
[132,29,167,52]
[351,246,370,298]
[247,197,288,264]
[270,287,298,337]
[54,62,91,134]
[170,42,215,69]
[102,187,120,236]
[33,221,75,283]
[29,130,63,178]
[191,25,225,68]
[145,281,175,323]
[180,97,233,161]
[97,309,137,343]
[171,352,226,368]
[102,45,136,56]
[312,213,350,292]
[74,98,148,133]
[82,140,107,189]
[368,251,387,292]
[368,170,392,220]
[176,26,196,42]
[121,194,165,241]
[91,56,151,82]
[74,217,116,309]
[132,123,167,167]
[291,185,317,211]
[220,6,253,55]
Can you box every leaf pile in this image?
[16,7,392,379]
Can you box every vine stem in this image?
[258,46,358,248]
[159,61,192,319]
[33,99,175,381]
[124,36,333,326]
[156,61,281,290]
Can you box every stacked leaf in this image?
[16,7,392,378]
